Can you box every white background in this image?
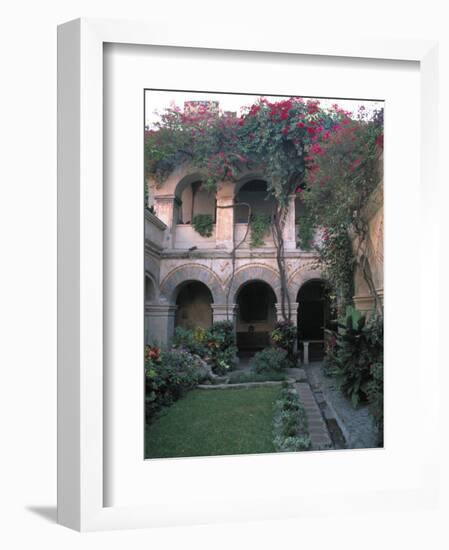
[1,1,448,549]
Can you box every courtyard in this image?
[143,93,384,458]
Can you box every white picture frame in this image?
[57,17,440,531]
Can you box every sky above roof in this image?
[145,90,384,129]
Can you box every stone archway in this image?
[228,264,282,305]
[160,264,225,305]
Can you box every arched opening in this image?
[297,280,330,362]
[177,180,216,224]
[234,179,275,223]
[174,281,213,330]
[236,280,277,356]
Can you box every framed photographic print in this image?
[58,18,440,531]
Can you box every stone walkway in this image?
[295,382,333,450]
[306,362,379,449]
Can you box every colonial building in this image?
[144,163,334,360]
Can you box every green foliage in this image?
[270,320,297,361]
[302,111,383,307]
[319,225,355,307]
[204,321,237,375]
[192,213,214,237]
[145,98,349,199]
[326,307,383,409]
[145,99,383,314]
[366,361,384,443]
[172,326,207,356]
[251,347,288,373]
[296,210,315,250]
[273,385,311,452]
[144,346,204,422]
[174,322,237,376]
[249,212,271,247]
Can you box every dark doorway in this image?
[236,281,277,355]
[297,280,330,362]
[175,281,213,330]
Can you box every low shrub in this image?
[145,346,204,422]
[173,321,237,376]
[273,383,311,452]
[172,326,207,356]
[202,321,237,375]
[251,347,288,373]
[270,320,297,360]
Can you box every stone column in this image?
[153,195,181,248]
[275,301,299,324]
[145,304,177,346]
[212,303,238,324]
[215,181,234,249]
[282,194,297,251]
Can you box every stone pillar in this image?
[303,341,310,365]
[145,304,177,346]
[275,301,299,324]
[212,303,238,323]
[153,195,181,248]
[282,194,297,250]
[215,181,234,249]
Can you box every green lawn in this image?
[145,386,281,459]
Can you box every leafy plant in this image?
[192,213,213,237]
[270,320,297,361]
[251,347,288,373]
[173,322,237,376]
[326,307,383,408]
[272,384,311,452]
[144,347,204,422]
[366,361,383,444]
[172,326,207,356]
[204,321,237,375]
[249,212,271,247]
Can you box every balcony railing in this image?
[174,223,217,249]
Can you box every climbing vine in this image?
[250,212,271,248]
[296,210,315,251]
[301,107,383,311]
[145,98,383,318]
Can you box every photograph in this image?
[143,90,384,459]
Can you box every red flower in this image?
[296,121,305,128]
[307,101,320,114]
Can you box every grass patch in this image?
[145,386,280,459]
[228,370,287,384]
